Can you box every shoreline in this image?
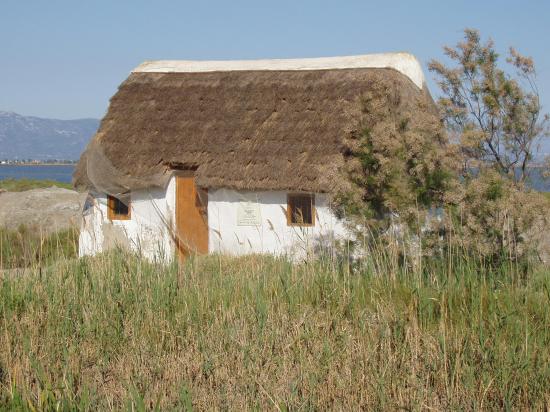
[0,163,76,166]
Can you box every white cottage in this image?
[73,53,431,261]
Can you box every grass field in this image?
[0,226,78,269]
[0,178,73,192]
[0,233,549,409]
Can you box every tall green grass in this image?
[0,245,549,409]
[0,226,78,269]
[0,178,73,192]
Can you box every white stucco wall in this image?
[207,189,348,258]
[78,194,105,257]
[79,178,176,261]
[79,177,349,261]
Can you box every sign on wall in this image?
[237,200,261,226]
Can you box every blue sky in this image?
[1,0,549,120]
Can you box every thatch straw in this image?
[74,68,433,193]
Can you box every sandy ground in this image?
[0,187,86,233]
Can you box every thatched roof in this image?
[74,53,435,193]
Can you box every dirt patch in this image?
[0,187,86,233]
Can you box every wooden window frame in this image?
[107,194,131,221]
[287,193,315,227]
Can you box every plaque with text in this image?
[237,201,261,226]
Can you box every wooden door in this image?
[176,176,208,259]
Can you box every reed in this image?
[0,226,78,270]
[0,233,549,410]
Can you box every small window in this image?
[107,195,131,220]
[287,193,315,226]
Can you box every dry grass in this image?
[0,247,549,410]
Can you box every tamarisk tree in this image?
[428,29,550,263]
[429,29,549,184]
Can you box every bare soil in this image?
[0,187,86,233]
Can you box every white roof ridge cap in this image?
[133,53,425,89]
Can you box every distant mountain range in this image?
[0,111,99,160]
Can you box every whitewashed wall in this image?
[79,177,350,260]
[78,194,105,257]
[79,178,176,261]
[208,189,348,258]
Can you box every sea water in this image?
[0,165,75,183]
